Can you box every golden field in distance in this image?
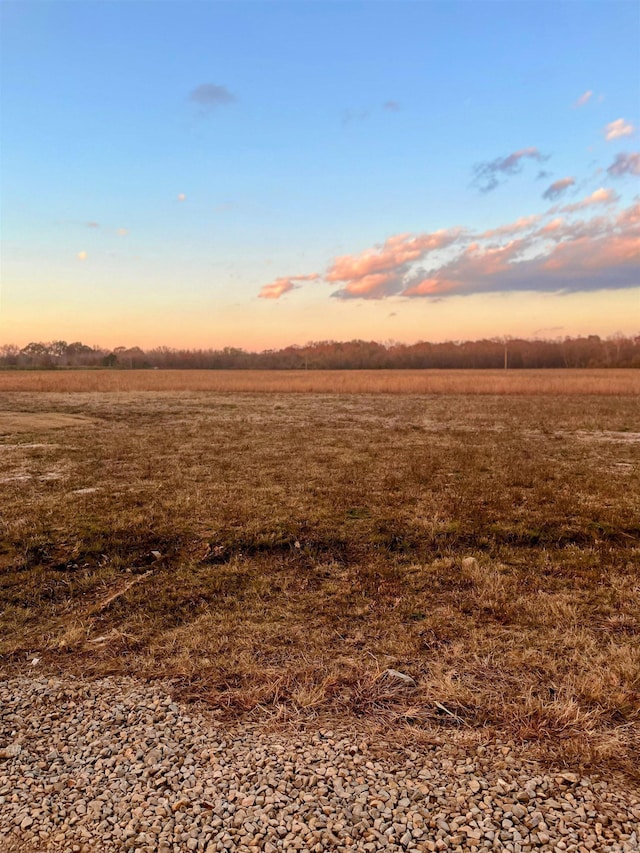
[0,367,639,395]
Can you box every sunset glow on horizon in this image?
[1,1,638,351]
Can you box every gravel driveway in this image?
[1,676,638,852]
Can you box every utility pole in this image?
[504,343,508,370]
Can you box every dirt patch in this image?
[0,412,94,434]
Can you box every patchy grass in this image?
[0,387,639,777]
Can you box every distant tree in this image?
[4,334,640,370]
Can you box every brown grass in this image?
[0,386,639,778]
[0,367,638,394]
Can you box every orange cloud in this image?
[259,274,319,299]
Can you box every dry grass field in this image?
[1,370,639,777]
[1,367,639,395]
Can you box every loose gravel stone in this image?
[1,676,638,852]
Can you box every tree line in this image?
[1,335,639,370]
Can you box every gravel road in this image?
[1,676,638,852]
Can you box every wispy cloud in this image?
[604,118,634,141]
[618,201,640,227]
[479,216,540,239]
[560,187,619,213]
[472,147,547,193]
[259,274,320,299]
[573,90,593,108]
[383,100,400,112]
[542,177,575,201]
[533,326,564,335]
[188,83,236,114]
[341,108,371,126]
[607,151,640,177]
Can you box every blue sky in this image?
[2,1,639,348]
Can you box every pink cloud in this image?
[258,273,319,299]
[573,90,593,108]
[326,230,461,282]
[605,119,634,141]
[403,215,638,298]
[560,187,619,213]
[541,230,639,273]
[479,215,540,239]
[617,202,640,228]
[534,215,613,243]
[404,239,528,296]
[402,277,459,297]
[542,177,575,201]
[408,204,639,297]
[537,217,564,235]
[325,229,463,298]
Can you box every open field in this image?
[1,367,639,395]
[1,377,639,781]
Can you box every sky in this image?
[1,0,639,350]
